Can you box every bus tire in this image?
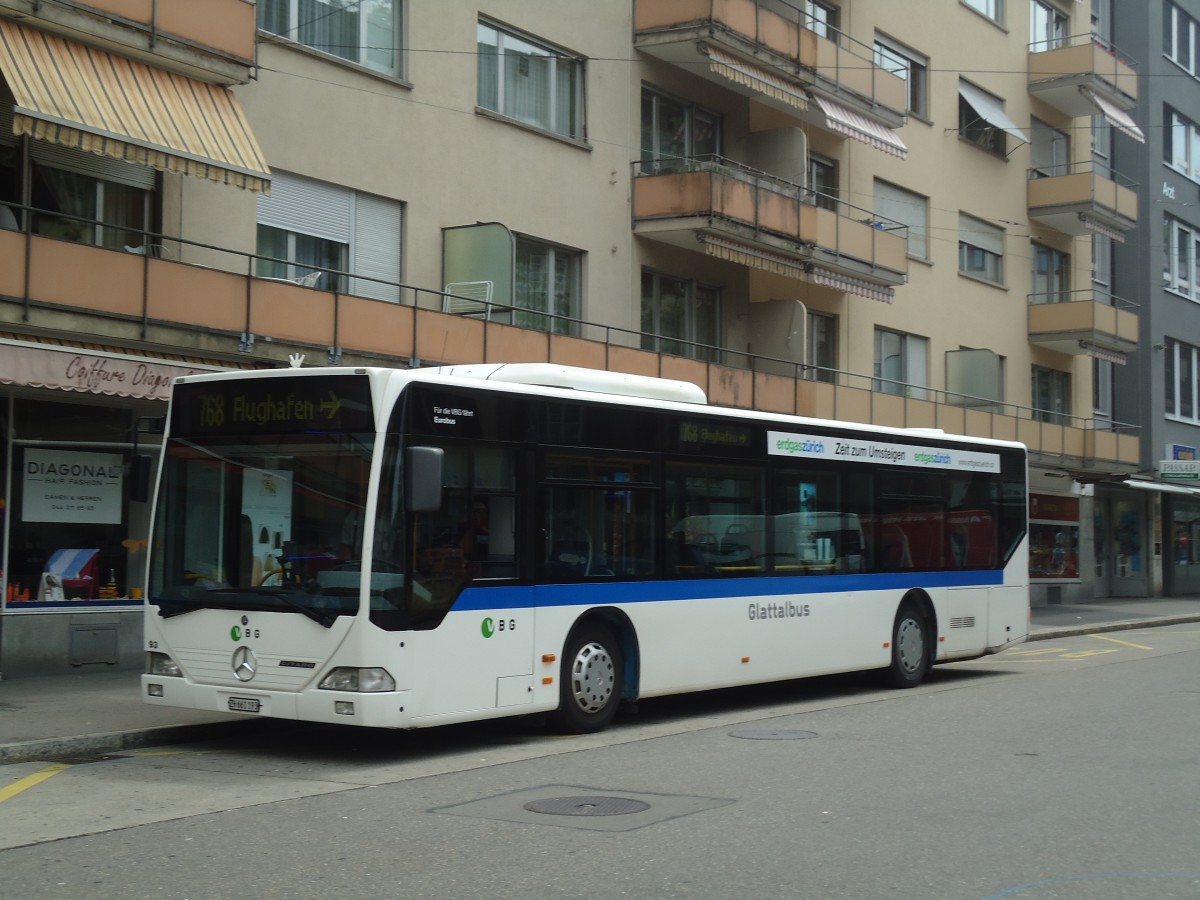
[886,604,929,688]
[550,625,623,734]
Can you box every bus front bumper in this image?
[141,675,414,728]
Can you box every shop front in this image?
[0,338,222,675]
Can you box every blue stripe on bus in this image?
[447,570,1005,612]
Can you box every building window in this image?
[959,214,1004,284]
[477,21,583,140]
[806,311,837,383]
[1092,234,1112,289]
[1163,215,1200,300]
[874,328,928,398]
[959,82,1010,157]
[874,36,928,118]
[1164,105,1200,182]
[1030,0,1068,51]
[640,88,721,172]
[259,0,403,77]
[256,171,402,301]
[1164,2,1200,75]
[963,0,1004,25]
[808,154,838,211]
[1165,338,1199,422]
[1032,243,1070,304]
[1031,118,1070,177]
[1032,366,1071,424]
[515,236,582,334]
[641,271,720,362]
[875,180,928,260]
[804,1,840,37]
[1094,358,1114,428]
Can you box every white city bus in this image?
[142,363,1028,733]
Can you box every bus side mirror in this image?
[406,446,444,512]
[130,454,154,503]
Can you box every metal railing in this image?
[0,199,1137,454]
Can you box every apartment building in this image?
[0,0,1151,674]
[1106,0,1200,598]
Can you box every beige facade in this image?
[0,0,1155,671]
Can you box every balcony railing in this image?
[1027,288,1138,359]
[633,0,906,126]
[0,201,1137,473]
[1027,161,1138,240]
[1028,31,1137,116]
[632,155,908,287]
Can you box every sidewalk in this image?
[2,597,1199,765]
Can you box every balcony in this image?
[1028,33,1137,118]
[0,208,1136,475]
[1028,289,1138,362]
[633,0,906,146]
[1027,162,1137,242]
[0,0,258,82]
[632,157,907,297]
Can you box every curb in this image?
[1026,614,1200,643]
[0,718,271,766]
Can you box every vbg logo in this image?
[481,617,516,638]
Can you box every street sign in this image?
[1160,459,1200,479]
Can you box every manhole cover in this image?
[729,729,818,741]
[523,796,651,817]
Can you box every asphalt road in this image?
[2,624,1199,900]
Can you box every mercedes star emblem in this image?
[232,645,258,682]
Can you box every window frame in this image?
[958,213,1005,285]
[514,235,583,335]
[1164,105,1200,183]
[874,35,929,119]
[477,19,585,141]
[1031,242,1071,304]
[875,179,928,260]
[1032,366,1071,425]
[641,270,721,362]
[1031,117,1070,178]
[959,84,1010,158]
[1165,338,1200,423]
[641,87,722,173]
[258,0,405,78]
[1030,0,1068,51]
[1165,1,1200,76]
[805,310,837,383]
[962,0,1004,25]
[1163,215,1200,300]
[873,327,929,399]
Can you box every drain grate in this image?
[729,728,818,741]
[524,796,650,817]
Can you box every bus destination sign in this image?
[768,430,1000,473]
[172,375,375,436]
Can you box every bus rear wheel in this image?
[886,604,929,688]
[550,625,623,733]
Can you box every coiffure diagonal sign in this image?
[768,431,1000,473]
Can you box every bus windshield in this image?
[149,375,377,626]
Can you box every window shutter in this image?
[352,192,402,302]
[257,171,351,243]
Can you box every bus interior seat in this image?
[548,527,591,576]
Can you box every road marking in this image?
[1090,634,1152,650]
[0,764,71,804]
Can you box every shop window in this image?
[5,398,145,605]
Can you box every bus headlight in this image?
[319,667,395,692]
[147,652,182,677]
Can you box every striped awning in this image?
[1081,88,1146,144]
[810,94,907,159]
[701,236,896,303]
[700,45,808,111]
[0,21,270,192]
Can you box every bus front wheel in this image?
[550,625,623,733]
[886,604,929,688]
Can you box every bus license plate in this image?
[228,697,261,713]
